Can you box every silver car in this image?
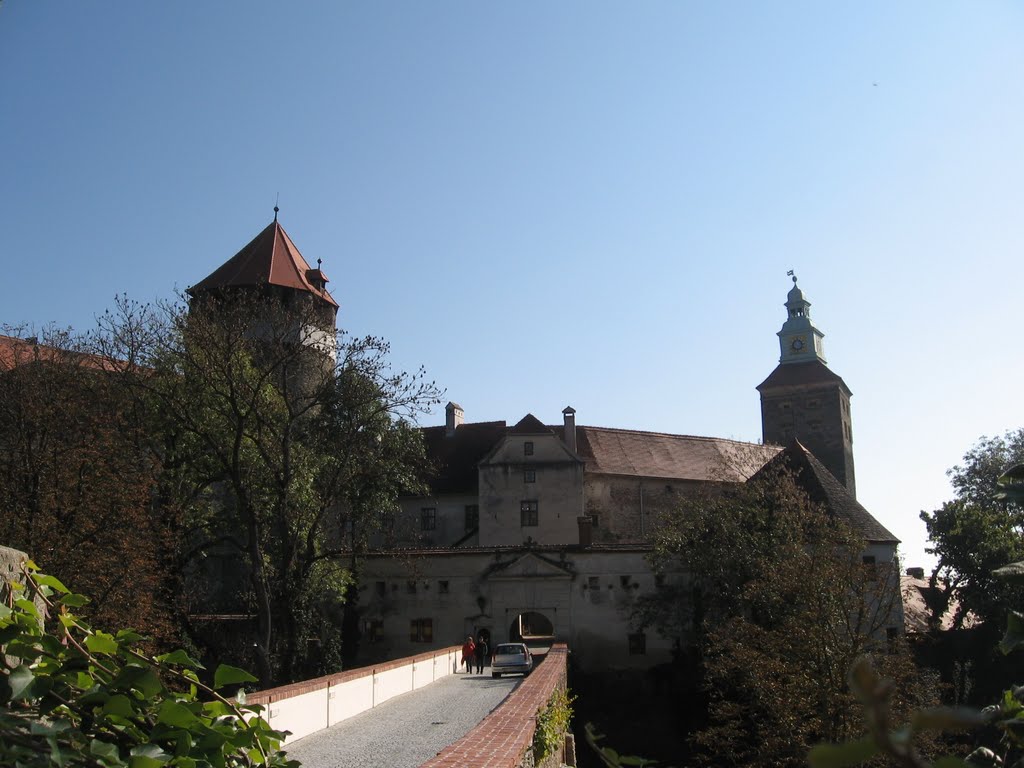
[490,642,533,678]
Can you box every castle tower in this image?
[756,276,856,497]
[187,212,339,398]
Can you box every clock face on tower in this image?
[790,336,806,353]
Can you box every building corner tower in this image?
[756,276,856,497]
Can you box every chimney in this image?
[445,402,464,437]
[906,567,925,579]
[563,406,577,453]
[577,515,592,547]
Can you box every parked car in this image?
[491,642,533,678]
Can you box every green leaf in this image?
[112,665,162,699]
[155,649,203,669]
[1001,611,1024,655]
[34,574,70,594]
[8,665,36,700]
[129,743,172,767]
[0,603,11,620]
[85,632,119,655]
[157,700,199,728]
[103,694,136,719]
[808,738,879,768]
[214,664,258,690]
[60,593,90,607]
[89,738,122,763]
[15,598,40,620]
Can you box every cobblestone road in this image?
[283,669,520,768]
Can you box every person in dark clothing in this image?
[474,635,488,674]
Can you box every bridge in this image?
[246,644,572,768]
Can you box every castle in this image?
[190,216,901,671]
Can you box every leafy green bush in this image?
[533,686,574,764]
[0,560,294,767]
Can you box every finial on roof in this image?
[787,269,797,285]
[274,192,280,222]
[317,258,322,268]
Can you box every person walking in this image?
[474,635,488,674]
[461,636,475,673]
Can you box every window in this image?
[410,618,433,643]
[369,619,383,643]
[375,581,386,598]
[589,513,599,529]
[655,574,665,588]
[620,575,632,588]
[439,580,450,594]
[421,507,436,531]
[524,441,534,456]
[862,555,876,565]
[628,632,647,655]
[406,580,417,594]
[524,468,536,483]
[464,504,479,532]
[521,500,538,527]
[588,576,600,590]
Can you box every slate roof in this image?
[753,439,898,543]
[421,421,508,494]
[757,359,851,394]
[189,220,339,308]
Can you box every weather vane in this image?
[787,269,797,284]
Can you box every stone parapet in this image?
[420,643,570,768]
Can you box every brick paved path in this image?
[283,669,520,768]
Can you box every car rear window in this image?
[496,644,525,655]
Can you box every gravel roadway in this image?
[283,669,520,768]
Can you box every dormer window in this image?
[524,441,534,456]
[524,469,536,483]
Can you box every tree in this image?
[920,429,1024,631]
[637,457,922,767]
[0,328,175,647]
[91,293,439,686]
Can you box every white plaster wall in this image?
[412,658,434,689]
[271,688,329,744]
[328,676,374,726]
[374,664,414,705]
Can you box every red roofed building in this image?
[352,278,903,670]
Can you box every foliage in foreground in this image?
[0,561,293,768]
[810,465,1024,768]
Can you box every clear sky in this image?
[2,2,1022,571]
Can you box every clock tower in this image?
[757,276,856,497]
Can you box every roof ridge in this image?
[577,425,761,446]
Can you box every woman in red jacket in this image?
[461,636,475,673]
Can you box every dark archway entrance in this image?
[508,611,554,648]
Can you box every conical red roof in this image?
[190,220,338,308]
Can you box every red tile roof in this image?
[0,335,119,373]
[189,220,339,308]
[574,426,778,483]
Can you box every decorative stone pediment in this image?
[487,552,574,582]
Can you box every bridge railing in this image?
[421,643,570,768]
[245,646,461,744]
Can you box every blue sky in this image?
[3,2,1023,571]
